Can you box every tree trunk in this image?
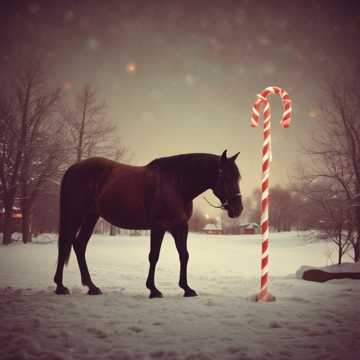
[110,224,116,236]
[353,239,360,262]
[338,244,342,265]
[354,194,360,262]
[2,211,13,245]
[76,95,87,163]
[21,206,32,244]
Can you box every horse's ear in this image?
[220,150,227,170]
[221,150,227,162]
[230,152,240,162]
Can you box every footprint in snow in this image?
[86,327,107,339]
[204,300,217,307]
[287,296,311,303]
[129,325,143,333]
[269,320,282,329]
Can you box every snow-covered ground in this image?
[1,232,359,360]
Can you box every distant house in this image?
[203,223,222,235]
[239,223,259,235]
[0,207,23,233]
[222,222,259,235]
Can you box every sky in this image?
[1,0,360,216]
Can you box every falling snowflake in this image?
[308,110,318,119]
[79,16,90,30]
[234,9,246,25]
[262,64,276,76]
[63,80,72,91]
[209,38,225,55]
[126,62,136,74]
[185,74,196,86]
[86,38,100,51]
[277,19,288,29]
[64,10,75,22]
[237,66,246,76]
[258,35,271,47]
[149,89,162,101]
[296,50,304,62]
[200,16,209,29]
[28,2,40,15]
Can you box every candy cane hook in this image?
[251,86,292,302]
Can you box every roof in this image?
[0,207,21,214]
[203,223,222,231]
[239,223,259,229]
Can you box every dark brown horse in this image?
[54,150,243,298]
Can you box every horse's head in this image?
[212,150,243,218]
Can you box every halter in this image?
[203,193,242,210]
[203,168,242,210]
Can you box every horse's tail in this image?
[57,168,73,266]
[56,158,112,269]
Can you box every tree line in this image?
[246,69,360,264]
[0,62,126,244]
[190,68,360,265]
[294,68,360,264]
[1,62,359,266]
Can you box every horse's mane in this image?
[146,154,220,193]
[147,153,219,176]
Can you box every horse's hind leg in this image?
[146,229,165,298]
[73,214,101,295]
[54,218,81,295]
[171,223,197,297]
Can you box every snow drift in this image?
[0,232,359,360]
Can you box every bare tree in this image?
[63,84,116,163]
[246,185,305,232]
[0,63,64,244]
[0,95,18,244]
[319,199,353,265]
[18,66,64,242]
[62,84,127,236]
[245,189,261,225]
[109,147,128,236]
[294,176,354,264]
[299,70,360,261]
[268,186,293,232]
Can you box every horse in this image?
[53,150,243,298]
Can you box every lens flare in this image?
[126,62,136,74]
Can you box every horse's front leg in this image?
[171,223,197,297]
[146,229,165,298]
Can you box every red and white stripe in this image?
[251,86,292,301]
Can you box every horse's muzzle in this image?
[228,205,243,218]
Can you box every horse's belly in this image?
[103,209,150,230]
[99,193,150,229]
[96,166,152,229]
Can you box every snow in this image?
[203,224,221,231]
[1,231,360,360]
[296,262,360,279]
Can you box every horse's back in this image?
[96,161,153,229]
[65,157,116,181]
[62,157,192,230]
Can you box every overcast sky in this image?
[1,0,360,216]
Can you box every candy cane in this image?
[251,86,292,302]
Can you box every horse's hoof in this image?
[184,289,198,297]
[88,287,102,295]
[55,286,70,295]
[149,290,163,299]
